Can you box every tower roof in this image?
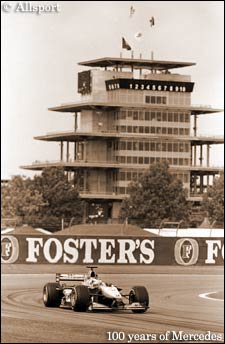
[78,57,196,70]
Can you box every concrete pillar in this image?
[194,176,197,194]
[74,142,77,161]
[193,114,197,136]
[66,142,70,162]
[74,113,78,131]
[60,142,64,161]
[207,144,210,167]
[200,174,204,194]
[84,170,88,192]
[194,145,197,166]
[199,145,203,166]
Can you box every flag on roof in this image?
[149,16,155,27]
[129,6,135,17]
[122,37,132,50]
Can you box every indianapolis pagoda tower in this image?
[22,56,224,223]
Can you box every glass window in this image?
[145,96,150,103]
[156,143,161,151]
[120,141,126,150]
[144,157,149,164]
[133,111,138,120]
[180,113,184,122]
[179,128,184,135]
[145,127,150,134]
[139,157,144,164]
[173,158,178,165]
[150,142,155,151]
[162,97,167,104]
[145,111,150,121]
[133,172,138,179]
[174,113,178,122]
[168,113,173,122]
[127,172,132,180]
[150,157,155,164]
[173,143,178,152]
[151,96,156,104]
[120,111,126,119]
[121,126,126,132]
[168,128,173,135]
[133,142,139,150]
[139,126,144,133]
[162,127,167,134]
[156,127,161,134]
[162,142,167,151]
[139,111,144,120]
[127,126,132,133]
[185,143,189,152]
[133,126,138,133]
[151,127,156,134]
[127,141,132,150]
[120,172,125,180]
[133,157,138,164]
[179,143,184,152]
[157,112,161,121]
[157,97,161,104]
[120,156,125,163]
[162,112,167,121]
[127,157,132,164]
[174,128,178,135]
[151,112,156,120]
[128,111,133,118]
[145,142,150,151]
[139,142,143,150]
[185,113,190,122]
[168,143,172,152]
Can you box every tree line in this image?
[1,164,224,230]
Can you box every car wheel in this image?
[43,282,62,307]
[129,286,149,313]
[71,285,90,312]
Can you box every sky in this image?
[1,1,224,179]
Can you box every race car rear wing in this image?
[56,273,85,283]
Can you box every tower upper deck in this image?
[78,57,196,71]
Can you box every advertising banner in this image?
[1,235,224,266]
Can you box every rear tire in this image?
[129,286,149,313]
[43,282,61,307]
[71,285,90,312]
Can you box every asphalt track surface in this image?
[1,271,224,343]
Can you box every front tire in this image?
[71,285,90,312]
[43,282,61,307]
[129,286,149,313]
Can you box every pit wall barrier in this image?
[1,235,224,266]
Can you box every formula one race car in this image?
[43,266,149,313]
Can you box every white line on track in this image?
[199,291,224,302]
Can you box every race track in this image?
[1,272,224,343]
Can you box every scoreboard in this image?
[105,78,194,93]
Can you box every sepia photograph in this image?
[1,1,224,343]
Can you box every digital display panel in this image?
[78,70,92,95]
[105,78,194,93]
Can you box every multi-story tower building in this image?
[22,56,224,222]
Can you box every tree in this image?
[1,176,44,225]
[1,167,84,229]
[120,161,191,228]
[32,167,84,226]
[202,172,224,225]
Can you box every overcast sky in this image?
[1,1,224,179]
